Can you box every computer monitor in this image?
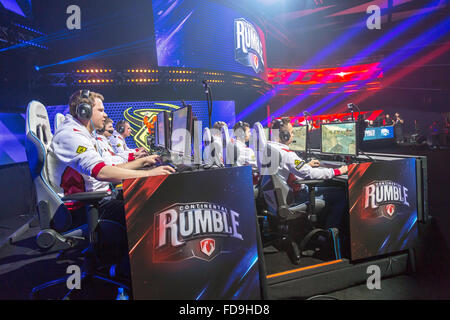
[290,125,308,152]
[155,111,169,149]
[170,106,193,156]
[321,122,357,156]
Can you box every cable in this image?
[90,119,103,157]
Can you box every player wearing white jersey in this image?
[268,118,347,192]
[95,117,131,165]
[48,90,174,218]
[268,118,349,247]
[109,120,147,159]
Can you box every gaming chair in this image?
[54,113,65,133]
[25,100,129,299]
[221,124,240,166]
[253,122,338,264]
[203,127,224,168]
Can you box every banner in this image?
[348,159,418,260]
[123,166,262,299]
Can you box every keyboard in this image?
[319,160,344,169]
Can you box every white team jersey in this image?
[234,140,257,168]
[95,134,127,165]
[109,130,130,153]
[267,141,337,191]
[47,114,110,197]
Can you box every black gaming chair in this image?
[253,122,339,264]
[25,101,129,299]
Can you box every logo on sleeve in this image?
[294,159,305,170]
[76,146,87,154]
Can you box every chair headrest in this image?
[203,127,212,146]
[26,100,53,150]
[221,124,230,146]
[54,113,66,133]
[253,122,267,152]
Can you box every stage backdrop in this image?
[45,100,236,150]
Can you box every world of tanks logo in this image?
[234,18,265,73]
[153,202,243,262]
[364,180,410,219]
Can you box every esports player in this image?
[48,90,175,278]
[268,118,349,237]
[48,90,175,223]
[95,117,128,165]
[232,121,257,168]
[96,117,147,164]
[109,120,147,158]
[269,118,348,185]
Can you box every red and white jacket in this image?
[94,134,129,165]
[267,141,343,192]
[47,114,110,197]
[108,130,138,162]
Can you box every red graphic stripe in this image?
[91,162,106,179]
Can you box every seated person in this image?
[94,118,147,164]
[232,121,257,168]
[268,118,349,249]
[48,90,175,266]
[109,119,147,159]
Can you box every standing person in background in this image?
[394,112,405,144]
[384,113,394,126]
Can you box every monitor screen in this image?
[321,122,357,156]
[171,107,191,155]
[156,112,167,148]
[290,126,307,152]
[364,126,394,141]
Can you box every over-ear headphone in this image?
[272,118,291,143]
[116,120,126,134]
[76,89,92,120]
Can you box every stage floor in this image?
[0,222,448,300]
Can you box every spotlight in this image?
[34,66,40,71]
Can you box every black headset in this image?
[272,118,291,143]
[116,120,126,134]
[76,89,92,120]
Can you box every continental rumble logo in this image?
[234,18,264,73]
[364,180,410,219]
[154,202,243,262]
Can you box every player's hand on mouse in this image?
[147,165,175,176]
[308,159,320,167]
[338,165,348,174]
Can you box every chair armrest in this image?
[294,179,342,188]
[299,179,326,185]
[62,191,111,204]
